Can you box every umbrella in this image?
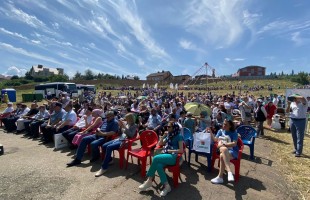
[137,96,147,100]
[184,102,211,116]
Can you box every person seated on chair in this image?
[95,113,137,177]
[144,108,162,134]
[184,112,196,134]
[69,109,103,149]
[138,122,183,197]
[24,105,50,138]
[40,102,66,143]
[3,104,30,132]
[1,102,14,115]
[209,119,239,184]
[16,103,39,133]
[66,111,119,167]
[196,111,211,131]
[61,106,94,146]
[0,102,14,126]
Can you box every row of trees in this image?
[72,69,140,81]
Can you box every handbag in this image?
[193,130,211,153]
[72,132,92,146]
[54,133,68,149]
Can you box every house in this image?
[146,71,173,81]
[173,75,191,82]
[233,66,266,77]
[29,64,64,77]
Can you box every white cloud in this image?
[0,42,63,66]
[179,39,193,50]
[31,40,41,44]
[2,66,27,77]
[183,0,245,47]
[107,0,170,60]
[179,39,207,53]
[0,27,28,40]
[9,5,46,29]
[52,22,60,29]
[225,57,245,62]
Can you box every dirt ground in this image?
[0,129,301,200]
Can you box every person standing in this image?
[264,101,277,128]
[254,99,267,137]
[286,95,308,157]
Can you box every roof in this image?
[146,71,172,78]
[174,74,191,77]
[239,65,266,70]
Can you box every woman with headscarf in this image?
[138,122,183,197]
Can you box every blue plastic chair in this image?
[236,125,257,159]
[186,130,213,172]
[182,127,193,162]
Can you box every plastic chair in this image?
[187,133,213,172]
[100,129,139,169]
[236,125,257,159]
[125,130,158,177]
[211,137,244,182]
[163,142,186,187]
[181,127,193,161]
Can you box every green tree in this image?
[73,71,83,80]
[291,72,309,85]
[11,75,19,80]
[24,71,33,80]
[133,76,140,80]
[84,69,94,80]
[49,74,69,82]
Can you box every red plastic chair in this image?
[211,137,244,182]
[100,129,139,169]
[163,142,186,187]
[125,130,158,177]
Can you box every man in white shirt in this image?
[286,95,308,157]
[1,102,14,114]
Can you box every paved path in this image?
[0,130,299,200]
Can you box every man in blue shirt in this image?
[67,111,119,167]
[41,102,66,144]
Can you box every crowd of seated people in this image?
[0,89,290,197]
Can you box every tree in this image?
[84,69,94,80]
[291,72,309,85]
[49,74,69,82]
[133,76,140,80]
[73,71,83,80]
[11,75,19,80]
[24,71,33,80]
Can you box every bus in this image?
[34,82,78,98]
[76,84,96,95]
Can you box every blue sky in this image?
[0,0,310,79]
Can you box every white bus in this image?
[34,82,78,98]
[76,84,96,95]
